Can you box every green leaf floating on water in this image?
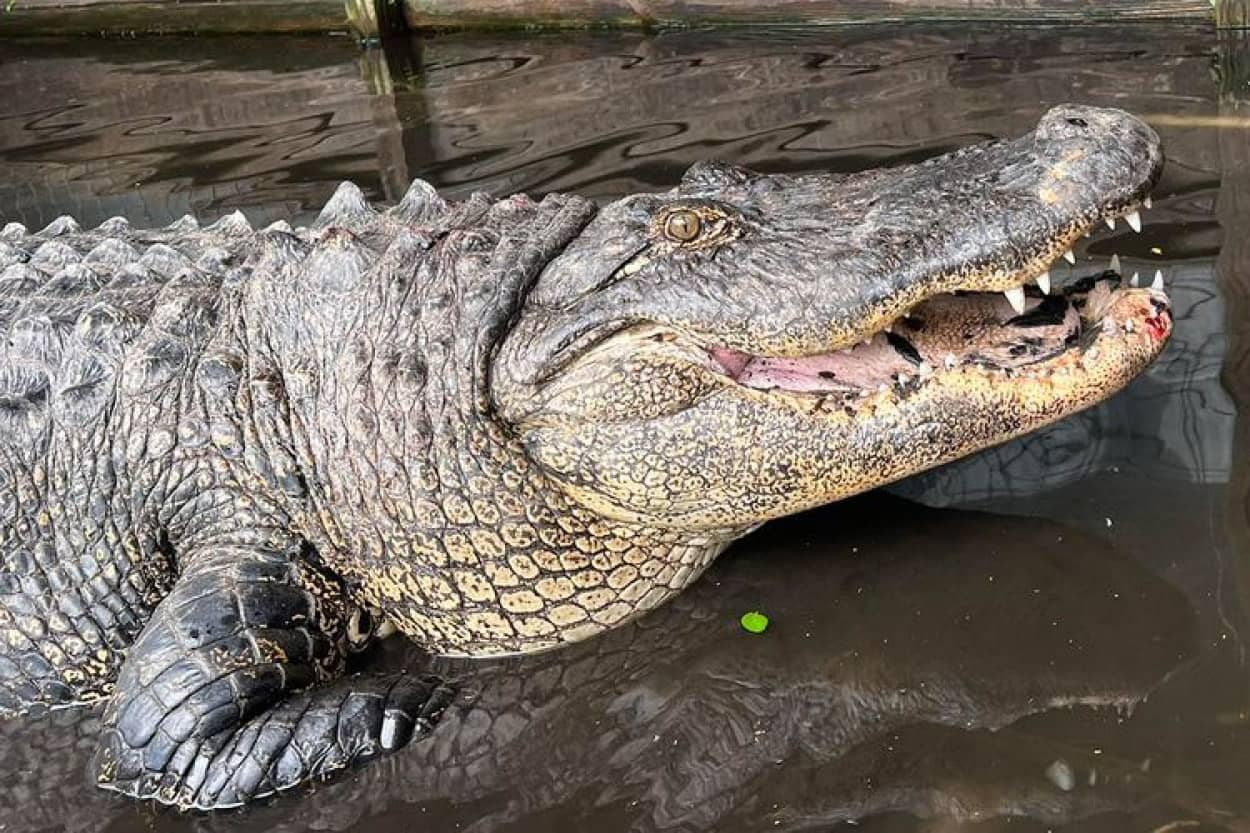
[740,610,769,634]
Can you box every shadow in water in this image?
[0,495,1199,832]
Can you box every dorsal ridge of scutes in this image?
[391,178,448,224]
[314,181,376,232]
[165,214,199,233]
[206,210,252,236]
[249,230,313,288]
[96,216,131,234]
[39,215,80,237]
[1,222,28,241]
[301,227,374,295]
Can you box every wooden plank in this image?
[0,0,1217,36]
[401,0,1213,29]
[0,0,349,36]
[1216,30,1250,663]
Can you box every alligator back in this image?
[0,211,247,712]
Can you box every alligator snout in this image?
[1032,104,1162,217]
[1035,104,1160,151]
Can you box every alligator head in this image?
[493,105,1170,529]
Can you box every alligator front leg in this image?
[92,543,454,810]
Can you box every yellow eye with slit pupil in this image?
[664,210,702,242]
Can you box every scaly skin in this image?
[0,105,1170,809]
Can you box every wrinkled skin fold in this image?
[0,104,1169,809]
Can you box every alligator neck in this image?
[224,190,740,655]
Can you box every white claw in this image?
[1062,249,1076,265]
[1130,271,1140,288]
[1110,254,1121,273]
[1036,271,1051,295]
[1105,217,1116,230]
[1144,195,1153,210]
[918,362,934,377]
[1151,269,1164,290]
[1004,286,1026,315]
[1125,211,1142,233]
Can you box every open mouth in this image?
[695,195,1172,409]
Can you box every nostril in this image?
[1066,117,1089,128]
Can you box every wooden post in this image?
[1215,29,1250,698]
[1215,0,1250,28]
[345,0,408,39]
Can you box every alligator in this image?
[0,104,1170,810]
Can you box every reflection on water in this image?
[0,23,1246,833]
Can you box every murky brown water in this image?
[0,23,1247,832]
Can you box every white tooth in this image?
[1110,254,1121,273]
[862,337,873,347]
[1130,271,1140,288]
[1125,211,1142,233]
[1151,269,1164,290]
[944,353,958,369]
[884,324,893,334]
[1144,195,1153,209]
[1036,271,1051,294]
[897,374,910,386]
[1062,249,1076,265]
[1004,286,1026,315]
[1105,217,1116,230]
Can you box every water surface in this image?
[0,23,1246,832]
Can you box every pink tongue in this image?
[709,347,751,377]
[711,340,913,392]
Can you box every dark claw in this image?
[380,707,415,751]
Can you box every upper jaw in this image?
[662,106,1164,358]
[788,124,1162,355]
[496,105,1162,402]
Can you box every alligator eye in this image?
[664,210,702,242]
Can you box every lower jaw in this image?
[765,285,1170,500]
[686,283,1173,521]
[549,281,1171,532]
[519,275,1171,532]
